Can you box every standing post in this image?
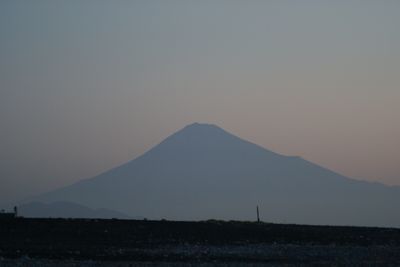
[257,205,260,223]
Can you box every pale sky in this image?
[1,0,399,206]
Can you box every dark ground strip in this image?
[1,218,400,265]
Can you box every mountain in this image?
[31,123,400,227]
[18,201,132,219]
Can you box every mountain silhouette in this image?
[31,123,400,227]
[19,201,132,219]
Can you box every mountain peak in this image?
[183,122,220,130]
[171,122,229,138]
[142,122,283,162]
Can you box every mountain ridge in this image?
[18,201,133,219]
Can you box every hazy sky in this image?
[1,0,399,206]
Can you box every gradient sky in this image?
[1,0,399,206]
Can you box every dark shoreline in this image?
[1,218,400,265]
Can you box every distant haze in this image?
[1,1,399,206]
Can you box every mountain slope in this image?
[19,201,132,219]
[31,123,400,227]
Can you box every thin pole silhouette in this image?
[257,205,260,222]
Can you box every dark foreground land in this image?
[1,218,400,266]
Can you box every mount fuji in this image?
[30,123,400,227]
